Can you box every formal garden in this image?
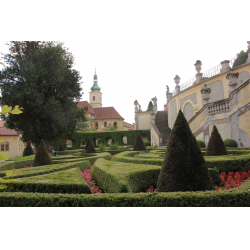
[1,110,250,207]
[1,42,250,207]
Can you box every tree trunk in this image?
[45,139,52,152]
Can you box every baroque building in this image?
[134,41,250,147]
[78,69,133,131]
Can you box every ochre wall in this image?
[91,119,124,130]
[137,112,151,130]
[167,62,250,128]
[0,135,24,159]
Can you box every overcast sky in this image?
[0,41,247,124]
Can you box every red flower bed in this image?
[81,165,104,194]
[215,170,250,190]
[19,165,33,169]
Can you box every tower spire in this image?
[91,69,101,92]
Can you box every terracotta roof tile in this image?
[77,101,95,115]
[93,107,124,120]
[0,127,20,136]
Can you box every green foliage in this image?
[3,167,91,194]
[7,155,35,161]
[51,130,150,150]
[144,141,151,146]
[98,143,107,152]
[3,179,250,206]
[0,159,34,171]
[197,140,206,148]
[109,143,119,150]
[58,142,65,151]
[0,168,14,190]
[0,160,90,180]
[224,139,238,148]
[103,125,118,131]
[23,142,34,156]
[33,139,52,167]
[206,125,227,156]
[147,101,153,111]
[133,133,146,151]
[86,140,96,153]
[157,110,213,192]
[233,50,248,67]
[56,149,85,155]
[0,41,87,150]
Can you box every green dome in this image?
[91,84,101,92]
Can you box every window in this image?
[93,96,95,101]
[95,122,98,129]
[0,142,9,151]
[113,122,117,127]
[104,122,107,127]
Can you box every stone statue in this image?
[151,96,158,113]
[134,100,140,112]
[151,96,157,106]
[166,85,169,94]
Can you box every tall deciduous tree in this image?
[0,41,87,150]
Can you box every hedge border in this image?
[1,178,250,206]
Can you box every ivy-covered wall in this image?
[52,130,150,150]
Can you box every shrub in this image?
[224,139,238,148]
[86,140,96,153]
[206,125,227,156]
[33,139,52,167]
[109,143,119,150]
[58,142,65,151]
[133,133,146,151]
[157,110,213,192]
[3,167,92,194]
[23,142,34,157]
[147,101,153,111]
[144,141,151,146]
[98,143,107,152]
[197,140,206,148]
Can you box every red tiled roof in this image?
[0,127,19,136]
[93,107,124,120]
[77,101,95,115]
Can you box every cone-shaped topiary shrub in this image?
[133,133,146,151]
[206,125,227,156]
[197,140,206,148]
[86,140,96,153]
[157,110,214,192]
[23,142,34,156]
[33,139,52,167]
[224,139,238,148]
[58,142,65,151]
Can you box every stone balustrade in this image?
[207,100,230,116]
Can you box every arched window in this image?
[113,122,117,127]
[93,96,95,101]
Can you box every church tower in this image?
[89,69,102,108]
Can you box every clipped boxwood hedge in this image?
[0,159,34,171]
[1,178,250,206]
[197,140,206,148]
[0,160,90,179]
[52,129,151,149]
[3,167,91,194]
[91,158,220,193]
[224,139,238,147]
